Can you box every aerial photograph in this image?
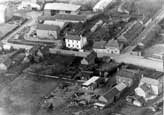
[0,0,163,115]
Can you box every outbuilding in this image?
[44,3,81,16]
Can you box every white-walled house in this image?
[105,39,121,54]
[135,71,163,101]
[65,34,87,50]
[44,3,81,16]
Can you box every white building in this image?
[44,3,81,16]
[93,0,113,12]
[105,39,121,54]
[135,72,163,101]
[65,34,87,50]
[0,5,13,23]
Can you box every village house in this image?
[93,40,107,54]
[44,3,81,16]
[135,70,164,101]
[116,68,140,87]
[105,39,121,54]
[95,82,127,108]
[81,51,97,65]
[65,34,87,50]
[36,24,60,39]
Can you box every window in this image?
[77,45,79,48]
[68,44,70,47]
[65,10,71,14]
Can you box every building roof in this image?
[44,21,67,29]
[38,14,86,23]
[83,51,97,63]
[100,83,127,102]
[55,14,86,22]
[65,34,81,40]
[116,69,139,79]
[44,3,81,11]
[141,69,163,79]
[93,40,106,49]
[122,21,144,41]
[105,39,120,49]
[140,77,160,86]
[36,24,60,31]
[82,76,100,86]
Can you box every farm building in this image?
[44,3,81,16]
[95,82,127,108]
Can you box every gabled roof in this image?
[116,69,139,79]
[141,69,163,79]
[100,83,127,102]
[105,39,120,49]
[83,51,97,63]
[65,34,81,40]
[122,21,144,41]
[140,77,159,86]
[36,24,60,31]
[93,40,106,49]
[44,3,81,11]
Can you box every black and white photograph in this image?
[0,0,162,115]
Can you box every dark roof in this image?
[84,51,97,63]
[105,39,120,49]
[102,87,120,102]
[93,41,106,49]
[65,34,81,40]
[36,24,60,31]
[132,45,143,52]
[116,69,139,78]
[38,14,87,22]
[141,69,164,79]
[122,21,144,41]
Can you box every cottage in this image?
[116,69,140,87]
[93,41,107,54]
[105,39,121,54]
[97,82,127,108]
[135,70,164,101]
[44,3,81,16]
[81,51,97,65]
[36,24,60,39]
[65,34,87,50]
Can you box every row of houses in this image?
[80,65,164,108]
